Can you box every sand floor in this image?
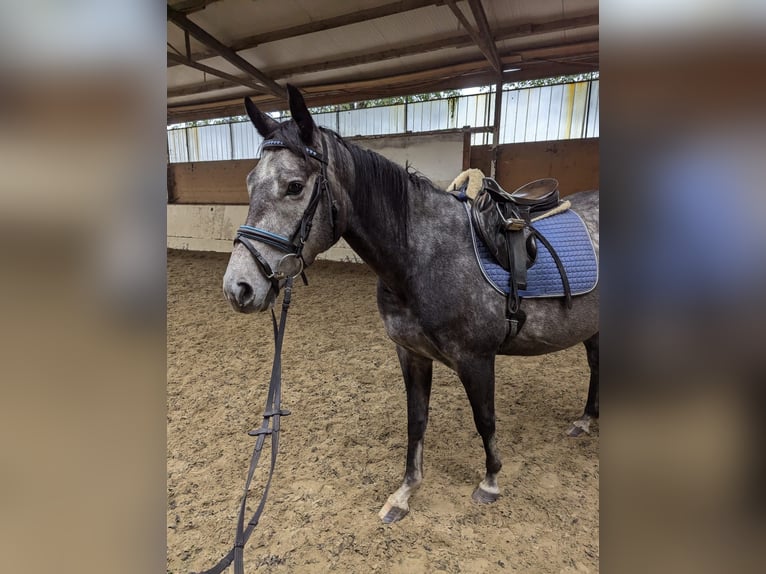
[167,250,598,573]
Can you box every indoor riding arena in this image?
[167,1,599,572]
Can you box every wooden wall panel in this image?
[470,138,599,196]
[168,131,465,204]
[168,138,598,205]
[168,159,255,204]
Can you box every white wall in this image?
[167,130,465,261]
[352,131,464,189]
[167,204,243,253]
[167,204,363,262]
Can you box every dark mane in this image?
[323,129,442,246]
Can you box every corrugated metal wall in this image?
[167,80,599,163]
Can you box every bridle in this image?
[233,136,340,295]
[195,135,338,574]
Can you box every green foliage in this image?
[467,71,600,94]
[505,70,599,90]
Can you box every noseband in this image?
[234,137,339,294]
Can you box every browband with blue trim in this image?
[262,139,325,162]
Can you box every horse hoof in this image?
[566,419,591,437]
[566,424,587,437]
[472,486,499,504]
[378,502,409,523]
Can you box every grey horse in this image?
[223,85,599,523]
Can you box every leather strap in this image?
[195,137,337,574]
[504,223,572,336]
[234,235,280,293]
[193,279,294,574]
[503,232,526,337]
[529,227,572,309]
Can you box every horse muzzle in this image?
[223,247,277,313]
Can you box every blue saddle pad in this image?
[467,205,598,298]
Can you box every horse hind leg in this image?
[379,346,433,523]
[568,333,599,437]
[457,357,502,504]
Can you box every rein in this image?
[195,137,335,574]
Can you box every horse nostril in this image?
[235,281,254,307]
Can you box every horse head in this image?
[223,85,340,312]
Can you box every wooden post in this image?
[184,30,191,60]
[166,136,176,203]
[228,121,235,160]
[462,127,472,170]
[184,125,192,162]
[403,99,409,132]
[490,80,503,178]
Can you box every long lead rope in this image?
[196,135,333,573]
[194,278,294,574]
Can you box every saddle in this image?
[472,177,560,282]
[448,171,571,335]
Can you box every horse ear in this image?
[244,97,279,138]
[287,84,315,144]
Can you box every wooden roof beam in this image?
[466,0,502,69]
[167,5,286,99]
[167,58,598,123]
[169,0,442,68]
[267,14,597,80]
[231,0,441,49]
[175,45,597,108]
[445,0,501,75]
[170,12,597,89]
[168,38,598,98]
[166,52,269,94]
[515,41,599,61]
[168,78,239,98]
[170,0,225,15]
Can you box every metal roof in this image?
[167,0,598,123]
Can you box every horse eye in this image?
[286,181,304,196]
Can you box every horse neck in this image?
[330,139,426,289]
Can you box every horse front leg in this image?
[568,333,599,437]
[457,357,503,503]
[379,345,433,523]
